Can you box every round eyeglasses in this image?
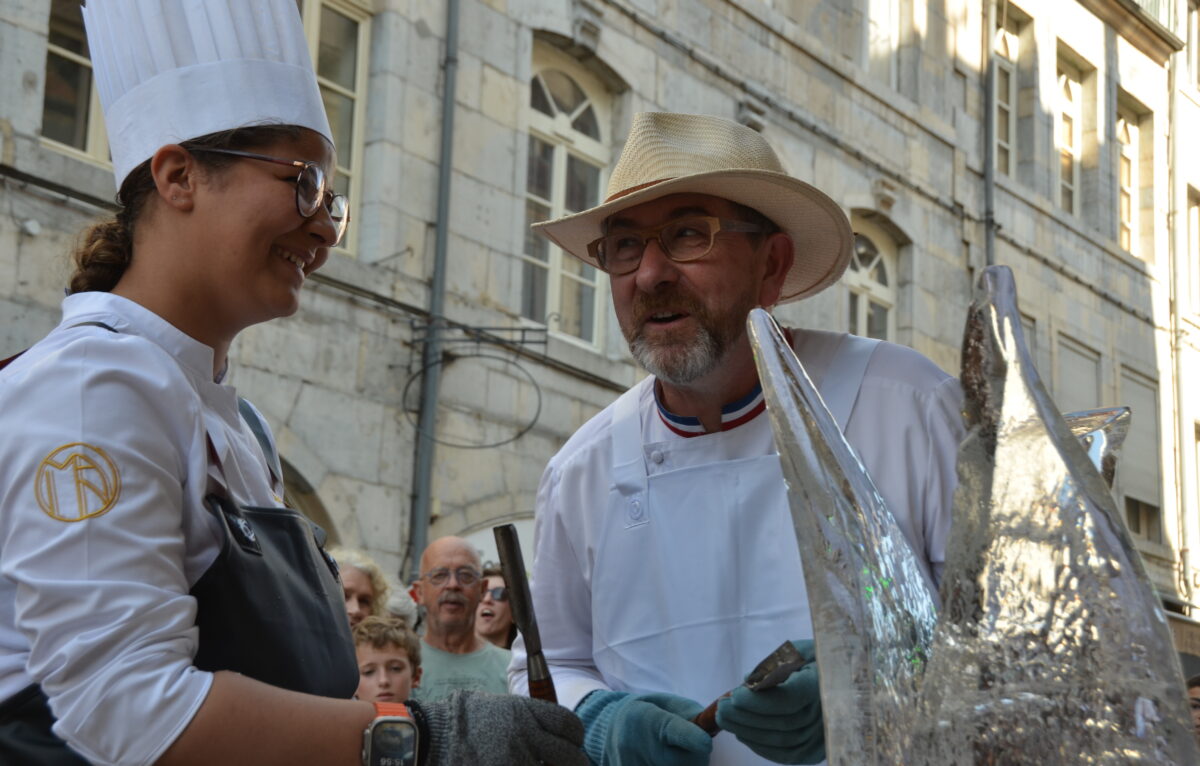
[420,567,481,588]
[189,147,349,246]
[587,216,765,276]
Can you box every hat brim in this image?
[531,169,853,303]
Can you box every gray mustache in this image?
[438,592,468,607]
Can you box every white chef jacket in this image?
[0,292,283,765]
[510,328,964,719]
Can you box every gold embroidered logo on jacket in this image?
[35,443,121,522]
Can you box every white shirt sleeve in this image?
[0,336,214,766]
[917,375,966,586]
[508,449,611,710]
[845,344,966,589]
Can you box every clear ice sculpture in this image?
[746,265,1196,764]
[915,265,1197,764]
[747,309,940,765]
[1062,407,1130,489]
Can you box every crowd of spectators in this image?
[334,539,519,708]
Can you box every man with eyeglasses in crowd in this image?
[509,112,964,766]
[409,537,511,703]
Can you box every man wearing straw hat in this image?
[509,113,964,765]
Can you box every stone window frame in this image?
[845,214,897,341]
[1194,422,1200,532]
[296,0,371,255]
[1055,57,1084,216]
[1115,102,1139,255]
[992,9,1022,178]
[519,43,612,349]
[1116,109,1137,253]
[1117,365,1163,545]
[1125,496,1163,545]
[866,0,900,91]
[1053,332,1103,413]
[1189,188,1200,314]
[1114,89,1153,260]
[38,0,370,254]
[40,0,109,165]
[1189,0,1200,90]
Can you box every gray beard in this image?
[629,326,723,386]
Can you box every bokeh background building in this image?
[2,0,1199,669]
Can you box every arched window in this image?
[297,0,372,254]
[42,0,108,160]
[845,217,897,341]
[41,0,373,255]
[866,0,899,89]
[1056,60,1083,215]
[521,45,611,346]
[280,457,339,545]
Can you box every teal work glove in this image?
[575,689,713,766]
[715,640,823,764]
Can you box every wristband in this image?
[363,701,421,766]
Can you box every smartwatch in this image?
[362,701,421,766]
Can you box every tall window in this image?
[993,13,1020,177]
[41,0,107,159]
[40,1,368,250]
[1020,314,1038,368]
[1120,369,1162,545]
[1056,61,1083,215]
[1189,1,1200,88]
[1116,108,1138,253]
[297,0,370,253]
[1055,335,1101,413]
[845,218,896,341]
[522,52,609,345]
[867,0,899,89]
[1195,422,1200,527]
[1190,189,1200,311]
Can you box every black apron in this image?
[0,686,88,765]
[190,493,359,696]
[0,501,357,763]
[0,349,357,761]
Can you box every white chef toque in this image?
[82,0,332,189]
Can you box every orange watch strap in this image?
[372,701,412,719]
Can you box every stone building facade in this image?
[2,0,1199,658]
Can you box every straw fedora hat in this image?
[532,112,853,303]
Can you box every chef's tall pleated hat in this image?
[82,0,332,189]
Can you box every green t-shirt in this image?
[411,641,511,703]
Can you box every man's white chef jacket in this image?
[509,328,964,714]
[0,293,282,766]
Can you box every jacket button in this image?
[628,498,644,521]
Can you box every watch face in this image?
[368,719,417,766]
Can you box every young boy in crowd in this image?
[353,615,423,703]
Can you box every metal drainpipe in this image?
[407,0,460,583]
[983,0,997,268]
[1166,9,1194,611]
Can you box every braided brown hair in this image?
[68,124,305,294]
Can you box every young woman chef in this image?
[0,2,583,765]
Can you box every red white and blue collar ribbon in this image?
[654,382,766,438]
